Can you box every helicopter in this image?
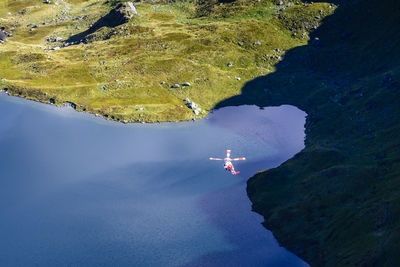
[209,150,246,175]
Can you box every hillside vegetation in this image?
[0,0,334,122]
[215,0,400,265]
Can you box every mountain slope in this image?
[0,0,334,122]
[215,0,400,265]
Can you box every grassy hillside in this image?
[0,0,334,122]
[215,0,400,265]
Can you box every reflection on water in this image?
[0,93,307,267]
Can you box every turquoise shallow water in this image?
[0,93,308,266]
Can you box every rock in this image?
[0,29,8,41]
[188,102,198,109]
[184,99,198,110]
[55,36,63,42]
[116,2,137,19]
[44,0,51,4]
[194,109,200,115]
[253,41,261,46]
[160,81,166,84]
[235,76,241,81]
[171,84,180,88]
[238,42,243,46]
[52,46,60,50]
[313,37,321,47]
[278,0,284,5]
[182,82,191,86]
[227,62,233,67]
[65,101,77,109]
[66,2,137,44]
[0,27,10,42]
[137,107,144,111]
[94,2,137,28]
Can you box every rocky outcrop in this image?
[92,2,137,29]
[67,2,137,44]
[0,28,8,43]
[184,98,202,115]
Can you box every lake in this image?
[0,93,307,266]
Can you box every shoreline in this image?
[0,89,208,124]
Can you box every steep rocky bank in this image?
[215,0,400,265]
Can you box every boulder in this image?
[182,82,191,86]
[171,84,180,88]
[0,29,8,42]
[94,2,137,28]
[65,101,77,109]
[188,102,198,109]
[117,2,137,19]
[66,2,137,43]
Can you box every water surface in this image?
[0,93,307,266]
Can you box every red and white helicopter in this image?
[209,150,246,175]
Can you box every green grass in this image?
[0,0,334,122]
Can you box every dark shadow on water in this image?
[182,169,307,267]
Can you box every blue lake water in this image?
[0,93,308,266]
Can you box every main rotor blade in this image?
[209,158,223,160]
[231,157,246,161]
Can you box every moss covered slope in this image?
[215,0,400,265]
[0,0,333,122]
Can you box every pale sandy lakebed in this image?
[0,92,308,267]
